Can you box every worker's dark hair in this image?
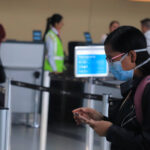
[109,20,120,28]
[0,24,6,43]
[104,26,150,76]
[43,14,63,41]
[140,18,150,29]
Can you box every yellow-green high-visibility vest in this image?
[44,30,65,73]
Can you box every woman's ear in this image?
[129,50,136,63]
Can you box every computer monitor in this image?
[75,45,108,77]
[33,30,42,41]
[84,32,92,43]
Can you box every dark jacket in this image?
[106,77,150,150]
[0,59,5,107]
[0,59,5,83]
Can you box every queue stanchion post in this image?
[0,108,7,150]
[101,94,110,150]
[33,89,40,128]
[5,79,12,150]
[33,71,40,128]
[85,77,95,150]
[39,71,50,150]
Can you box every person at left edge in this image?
[0,24,6,107]
[43,14,65,73]
[0,24,6,83]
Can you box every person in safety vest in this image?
[43,14,65,73]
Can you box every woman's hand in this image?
[89,120,112,136]
[72,107,104,125]
[77,114,112,136]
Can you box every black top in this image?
[106,77,150,150]
[0,59,5,83]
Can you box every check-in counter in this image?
[48,73,122,124]
[0,41,44,125]
[48,74,85,123]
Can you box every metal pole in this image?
[33,89,40,128]
[39,71,50,150]
[101,94,110,150]
[0,109,7,150]
[33,72,40,128]
[5,79,12,150]
[85,77,94,150]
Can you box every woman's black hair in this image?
[43,14,63,41]
[104,26,150,76]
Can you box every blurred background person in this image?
[0,24,6,83]
[0,24,6,43]
[43,14,65,74]
[100,20,120,44]
[0,24,6,107]
[141,18,150,49]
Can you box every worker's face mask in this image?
[108,48,150,81]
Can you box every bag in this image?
[134,76,150,124]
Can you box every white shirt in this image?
[100,34,108,44]
[45,27,59,72]
[144,30,150,54]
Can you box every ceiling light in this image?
[130,0,150,2]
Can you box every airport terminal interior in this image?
[0,0,150,150]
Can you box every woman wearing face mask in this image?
[43,14,65,73]
[73,26,150,150]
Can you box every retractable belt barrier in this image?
[11,80,121,102]
[0,79,121,150]
[11,79,121,150]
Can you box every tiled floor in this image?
[11,123,102,150]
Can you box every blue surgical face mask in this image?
[109,61,134,81]
[109,48,150,81]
